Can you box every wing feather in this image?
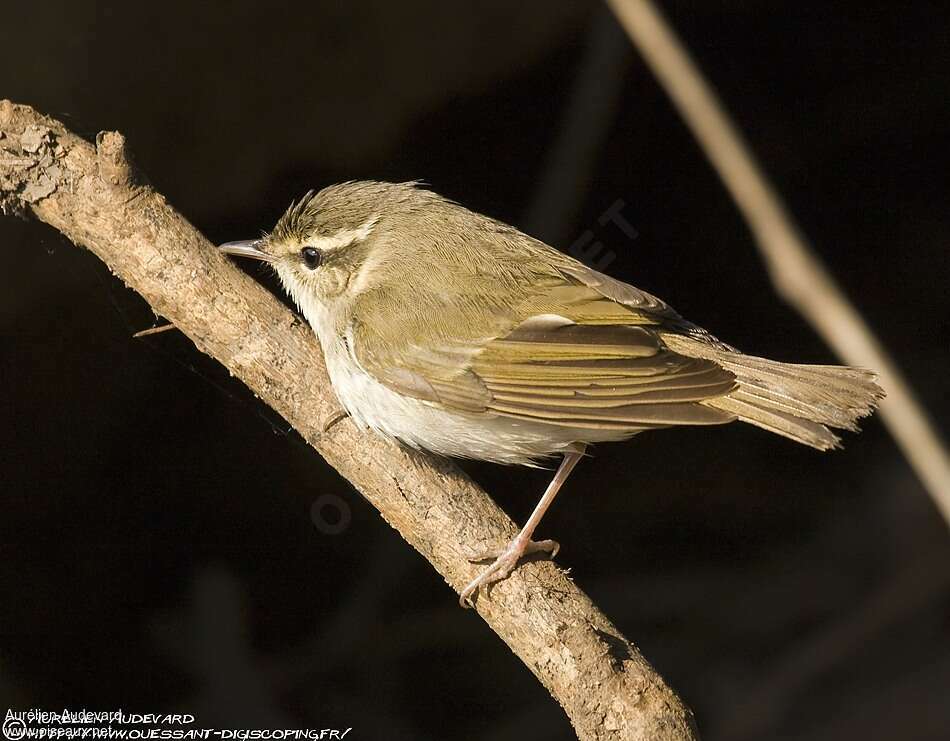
[351,261,739,435]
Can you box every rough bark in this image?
[1,100,699,741]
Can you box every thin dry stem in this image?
[132,323,177,338]
[606,0,950,522]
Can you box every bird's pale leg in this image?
[460,449,585,608]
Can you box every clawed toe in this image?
[459,536,561,608]
[321,409,349,434]
[465,547,501,564]
[466,538,559,564]
[528,538,560,559]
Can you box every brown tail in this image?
[663,335,885,450]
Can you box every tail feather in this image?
[706,393,844,450]
[662,334,885,451]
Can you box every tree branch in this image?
[0,100,698,741]
[605,0,950,522]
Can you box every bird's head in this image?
[219,180,431,312]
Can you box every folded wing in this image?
[352,276,738,434]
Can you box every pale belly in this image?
[323,338,622,466]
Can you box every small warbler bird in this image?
[220,181,883,607]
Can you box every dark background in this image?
[2,2,949,739]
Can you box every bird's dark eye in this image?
[300,247,322,269]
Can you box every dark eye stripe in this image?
[301,247,322,269]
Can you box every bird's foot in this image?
[459,536,559,608]
[321,408,349,434]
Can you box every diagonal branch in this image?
[606,0,950,522]
[0,100,698,741]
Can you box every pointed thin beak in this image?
[218,239,274,263]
